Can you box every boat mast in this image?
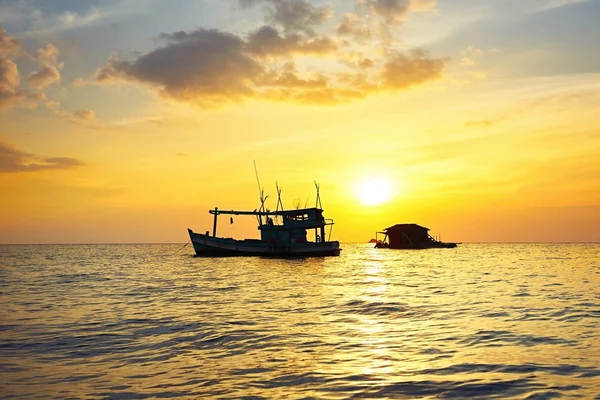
[212,207,218,237]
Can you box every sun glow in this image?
[354,177,393,206]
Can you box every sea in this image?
[0,243,599,399]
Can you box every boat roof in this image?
[384,223,430,231]
[209,207,323,216]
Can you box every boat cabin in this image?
[209,207,331,245]
[375,223,457,249]
[385,224,430,246]
[260,208,326,244]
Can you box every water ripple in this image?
[0,243,599,399]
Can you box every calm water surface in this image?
[1,243,599,399]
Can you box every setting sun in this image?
[354,177,394,206]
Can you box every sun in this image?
[354,177,393,206]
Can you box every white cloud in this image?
[0,0,162,37]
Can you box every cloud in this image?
[0,139,85,173]
[497,0,593,14]
[1,0,155,37]
[0,29,23,108]
[0,28,21,56]
[0,56,20,91]
[94,56,128,84]
[28,66,60,89]
[239,0,332,35]
[336,13,372,41]
[0,29,58,108]
[105,29,264,105]
[359,0,437,24]
[338,51,377,70]
[246,25,336,57]
[72,109,96,121]
[276,86,368,105]
[42,99,98,125]
[94,27,338,106]
[460,46,484,67]
[260,61,328,88]
[381,50,447,89]
[28,44,63,89]
[90,25,447,108]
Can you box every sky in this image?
[1,0,599,244]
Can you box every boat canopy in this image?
[209,207,324,217]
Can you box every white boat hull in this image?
[188,229,340,257]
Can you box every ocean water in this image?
[0,243,599,399]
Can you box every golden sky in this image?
[1,0,599,243]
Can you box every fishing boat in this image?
[374,223,457,249]
[187,180,341,257]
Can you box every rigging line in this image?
[171,240,191,256]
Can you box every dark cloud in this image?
[336,13,372,41]
[359,0,436,24]
[92,25,447,107]
[363,0,410,22]
[107,29,264,105]
[381,50,447,89]
[246,26,336,57]
[96,27,335,106]
[239,0,331,35]
[0,139,85,173]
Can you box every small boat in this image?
[188,182,341,257]
[374,223,457,249]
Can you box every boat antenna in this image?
[275,182,284,212]
[293,198,302,210]
[253,160,268,227]
[253,160,266,212]
[275,182,284,223]
[315,181,322,209]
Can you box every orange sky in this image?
[1,0,599,243]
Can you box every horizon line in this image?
[1,241,599,245]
